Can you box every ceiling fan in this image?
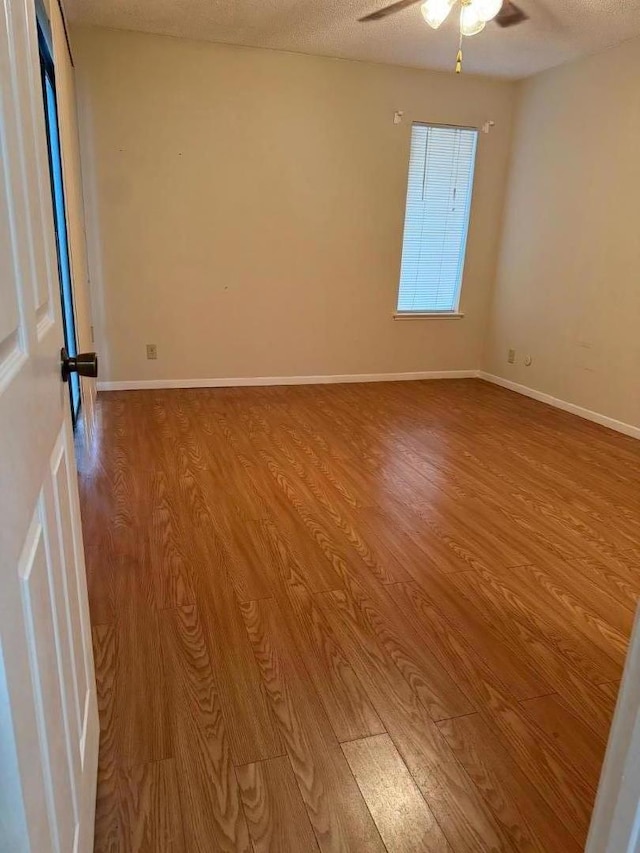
[359,0,529,72]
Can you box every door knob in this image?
[61,347,98,382]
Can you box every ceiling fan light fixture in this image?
[460,1,486,36]
[420,0,454,29]
[474,0,503,22]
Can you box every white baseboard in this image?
[479,372,640,440]
[96,369,479,393]
[97,369,639,440]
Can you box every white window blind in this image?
[396,123,478,314]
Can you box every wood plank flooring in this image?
[77,379,640,852]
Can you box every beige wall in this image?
[485,37,640,428]
[72,26,516,383]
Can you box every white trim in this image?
[479,372,640,440]
[393,312,465,320]
[97,371,640,440]
[97,369,479,392]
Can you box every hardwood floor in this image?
[77,378,640,852]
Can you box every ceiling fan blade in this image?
[359,0,423,22]
[494,0,529,27]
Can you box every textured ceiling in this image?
[64,0,640,78]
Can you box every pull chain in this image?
[455,31,463,74]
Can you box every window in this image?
[396,123,478,316]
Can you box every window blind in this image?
[396,124,478,314]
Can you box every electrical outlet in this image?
[146,344,158,360]
[507,349,516,364]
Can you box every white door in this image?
[586,604,640,853]
[0,0,99,850]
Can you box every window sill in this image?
[393,312,465,320]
